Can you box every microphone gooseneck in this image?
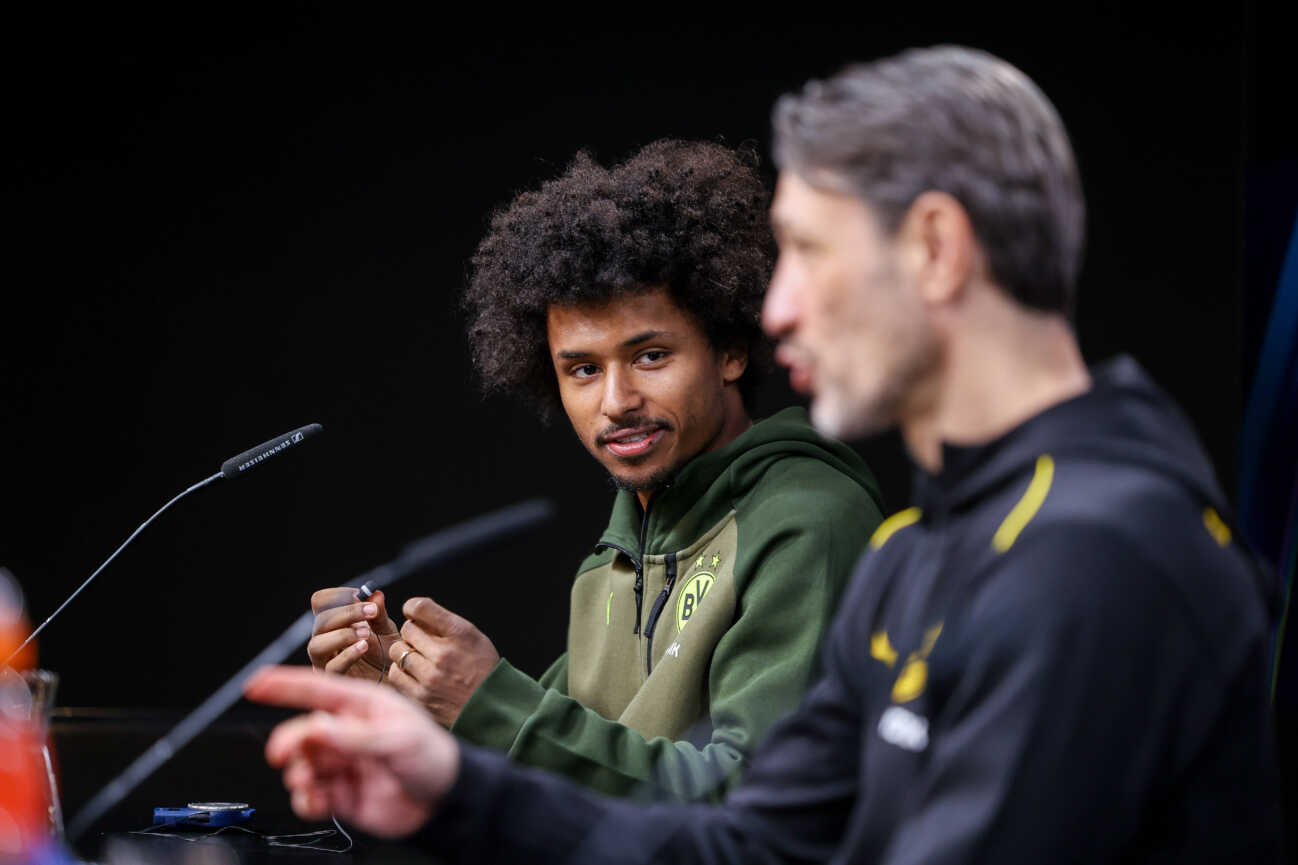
[4,424,324,667]
[3,473,222,667]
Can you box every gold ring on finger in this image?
[398,648,416,670]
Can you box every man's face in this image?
[763,171,938,439]
[547,287,745,494]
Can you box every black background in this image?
[4,7,1295,720]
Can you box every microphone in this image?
[220,423,323,481]
[66,497,557,842]
[3,424,324,667]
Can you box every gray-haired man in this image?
[248,46,1285,864]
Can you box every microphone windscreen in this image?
[219,423,323,480]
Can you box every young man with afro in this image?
[305,139,885,801]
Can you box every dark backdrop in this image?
[3,8,1291,715]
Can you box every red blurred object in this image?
[0,610,53,859]
[1,615,36,673]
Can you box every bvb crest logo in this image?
[677,553,719,631]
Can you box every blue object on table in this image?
[152,803,255,828]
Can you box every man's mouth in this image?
[776,344,815,395]
[788,367,813,395]
[600,426,667,459]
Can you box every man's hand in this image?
[307,588,401,682]
[387,597,500,727]
[245,666,459,837]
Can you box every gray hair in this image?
[773,45,1085,316]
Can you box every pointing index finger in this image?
[245,665,379,715]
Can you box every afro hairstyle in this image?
[463,139,775,421]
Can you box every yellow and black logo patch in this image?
[676,571,715,631]
[870,623,943,704]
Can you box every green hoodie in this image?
[451,407,884,800]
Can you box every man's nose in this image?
[762,254,800,338]
[600,366,644,419]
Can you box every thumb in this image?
[401,596,463,637]
[366,590,399,634]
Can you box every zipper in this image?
[594,497,654,636]
[632,497,654,635]
[643,552,677,675]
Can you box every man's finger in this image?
[292,787,330,821]
[389,638,436,674]
[387,640,432,690]
[266,713,351,768]
[283,755,319,792]
[309,629,370,664]
[262,699,406,767]
[310,587,359,614]
[386,656,435,704]
[313,600,381,636]
[402,597,463,636]
[246,665,379,716]
[323,638,370,675]
[264,713,324,768]
[385,663,416,700]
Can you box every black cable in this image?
[127,817,352,853]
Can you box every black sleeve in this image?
[877,524,1281,864]
[416,577,870,865]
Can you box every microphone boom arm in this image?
[66,497,556,841]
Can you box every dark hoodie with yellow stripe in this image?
[449,406,884,801]
[420,356,1284,864]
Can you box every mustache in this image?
[596,417,673,446]
[775,339,814,366]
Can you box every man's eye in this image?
[637,350,669,364]
[780,235,817,256]
[572,364,599,379]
